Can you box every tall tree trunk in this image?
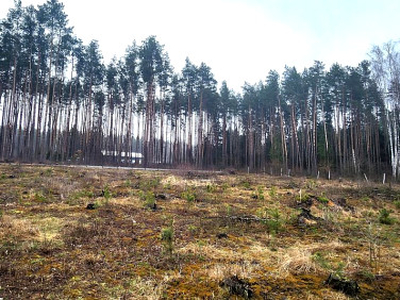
[187,92,193,164]
[197,89,204,167]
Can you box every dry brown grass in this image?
[277,247,321,276]
[1,164,400,299]
[0,214,40,239]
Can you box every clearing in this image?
[0,164,399,299]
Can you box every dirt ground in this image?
[0,163,399,299]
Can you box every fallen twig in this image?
[206,215,268,223]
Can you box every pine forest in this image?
[1,0,400,180]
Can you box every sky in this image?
[1,0,399,92]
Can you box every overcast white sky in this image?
[1,0,399,92]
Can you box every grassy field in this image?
[0,163,399,299]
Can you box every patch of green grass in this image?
[206,184,217,193]
[358,269,375,282]
[257,186,265,201]
[90,202,100,209]
[34,191,48,203]
[188,224,198,235]
[221,183,230,191]
[43,167,54,176]
[71,189,94,199]
[66,189,94,205]
[317,196,329,204]
[269,186,277,198]
[251,186,265,200]
[242,180,251,190]
[361,210,375,220]
[361,196,370,202]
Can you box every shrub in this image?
[161,218,174,255]
[306,179,317,189]
[378,208,395,225]
[140,191,156,209]
[262,208,284,235]
[141,177,160,191]
[181,189,196,203]
[312,252,330,270]
[226,204,233,216]
[394,200,400,210]
[295,192,310,202]
[206,184,217,193]
[312,252,346,279]
[242,181,251,189]
[103,185,112,201]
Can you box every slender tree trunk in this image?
[197,89,204,167]
[187,92,193,164]
[160,87,165,164]
[222,114,227,167]
[278,95,287,172]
